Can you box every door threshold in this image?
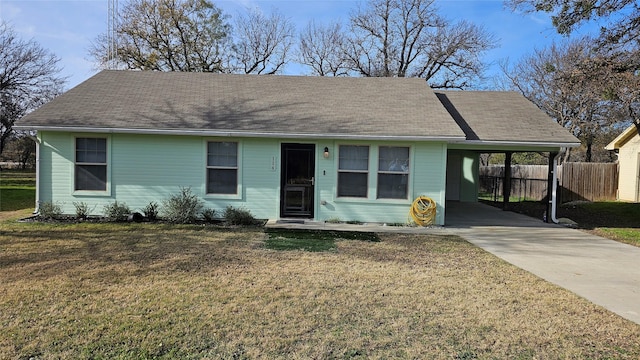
[276,218,308,224]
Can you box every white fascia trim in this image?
[15,125,467,142]
[454,139,582,148]
[604,124,636,150]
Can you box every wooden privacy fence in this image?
[558,162,619,202]
[479,163,619,203]
[479,165,548,202]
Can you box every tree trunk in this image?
[562,147,571,163]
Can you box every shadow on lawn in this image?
[0,225,260,281]
[481,199,640,229]
[557,202,640,229]
[264,228,379,252]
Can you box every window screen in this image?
[75,138,107,191]
[338,145,369,197]
[207,141,238,194]
[377,146,409,199]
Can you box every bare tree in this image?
[233,8,294,75]
[299,21,349,76]
[501,38,618,162]
[90,0,231,72]
[344,0,496,88]
[506,0,640,137]
[417,20,497,89]
[345,0,442,78]
[0,22,65,154]
[507,0,640,46]
[571,50,640,136]
[1,133,36,169]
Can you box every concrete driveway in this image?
[446,202,640,325]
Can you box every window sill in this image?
[334,197,409,204]
[72,190,111,197]
[204,193,242,200]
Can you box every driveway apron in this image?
[447,202,640,325]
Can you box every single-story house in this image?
[16,70,580,225]
[605,124,640,202]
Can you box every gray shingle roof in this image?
[17,70,464,140]
[435,90,579,144]
[17,70,579,146]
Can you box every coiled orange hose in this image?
[409,196,436,226]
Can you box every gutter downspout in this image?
[28,134,40,214]
[550,148,567,224]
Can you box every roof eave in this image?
[451,139,581,149]
[15,125,466,142]
[605,125,637,150]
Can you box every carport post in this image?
[545,152,558,223]
[503,152,512,210]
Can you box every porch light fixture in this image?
[323,147,330,158]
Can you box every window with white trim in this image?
[207,141,238,194]
[338,145,369,197]
[377,146,409,199]
[75,137,107,191]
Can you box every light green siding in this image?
[316,141,447,225]
[111,134,203,210]
[39,131,76,210]
[446,150,479,203]
[460,152,479,202]
[239,139,280,218]
[110,135,281,218]
[38,132,448,225]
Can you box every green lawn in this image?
[0,170,35,211]
[2,172,640,358]
[562,201,640,228]
[265,228,380,251]
[1,222,639,359]
[595,227,640,246]
[559,201,640,247]
[481,198,640,247]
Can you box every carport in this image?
[434,91,580,225]
[444,200,552,227]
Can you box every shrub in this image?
[143,201,159,221]
[39,201,62,220]
[103,201,131,222]
[161,187,203,224]
[73,201,89,219]
[201,208,217,223]
[223,205,256,226]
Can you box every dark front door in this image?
[281,143,315,218]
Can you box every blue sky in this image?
[1,0,599,90]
